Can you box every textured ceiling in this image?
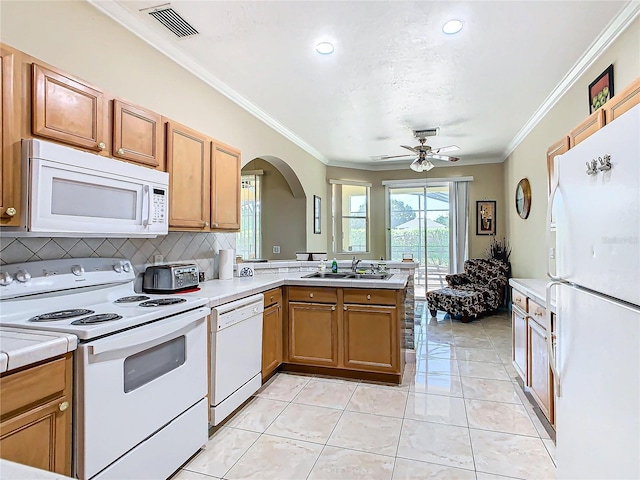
[91,0,634,170]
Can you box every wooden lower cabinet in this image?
[343,303,397,373]
[288,301,338,367]
[262,288,283,379]
[528,316,554,423]
[283,286,403,382]
[0,353,72,475]
[512,304,527,381]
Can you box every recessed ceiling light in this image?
[442,19,463,35]
[315,42,334,55]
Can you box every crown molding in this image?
[503,1,640,160]
[86,0,329,165]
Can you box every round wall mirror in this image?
[515,178,531,219]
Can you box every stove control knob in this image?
[122,262,132,273]
[71,265,85,276]
[113,263,122,273]
[0,272,13,286]
[15,269,31,283]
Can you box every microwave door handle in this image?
[142,184,150,227]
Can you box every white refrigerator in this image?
[547,103,640,479]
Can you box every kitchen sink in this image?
[303,272,351,278]
[303,272,393,280]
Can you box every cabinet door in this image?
[113,99,163,169]
[288,302,338,367]
[166,120,211,230]
[512,305,527,382]
[262,302,283,379]
[604,77,640,123]
[211,141,240,230]
[0,46,20,225]
[343,304,398,373]
[546,136,570,195]
[0,396,70,474]
[528,317,554,423]
[32,63,107,152]
[569,109,605,147]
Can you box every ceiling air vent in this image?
[145,5,199,38]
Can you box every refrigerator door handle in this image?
[546,166,561,281]
[546,281,562,397]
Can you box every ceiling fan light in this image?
[442,19,463,35]
[425,160,435,171]
[410,159,425,172]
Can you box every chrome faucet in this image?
[351,256,361,272]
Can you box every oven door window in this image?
[123,336,186,393]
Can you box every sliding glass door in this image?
[388,184,451,299]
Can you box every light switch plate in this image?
[273,245,280,254]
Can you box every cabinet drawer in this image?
[529,299,546,324]
[0,356,68,417]
[512,289,528,312]
[263,287,282,308]
[288,286,337,303]
[343,288,396,306]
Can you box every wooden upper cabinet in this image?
[113,99,164,170]
[32,63,108,153]
[546,136,570,195]
[0,45,21,226]
[569,109,605,148]
[211,141,241,230]
[166,120,211,230]
[604,77,640,123]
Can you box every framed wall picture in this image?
[588,64,614,114]
[476,200,496,235]
[313,195,321,234]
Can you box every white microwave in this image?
[6,139,169,238]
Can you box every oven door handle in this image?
[89,307,208,356]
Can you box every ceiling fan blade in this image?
[431,145,460,154]
[374,154,414,160]
[428,153,460,162]
[400,145,418,153]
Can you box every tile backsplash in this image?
[0,232,236,285]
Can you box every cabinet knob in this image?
[270,296,274,302]
[98,142,106,150]
[331,305,336,311]
[367,294,371,300]
[58,401,69,412]
[214,223,219,227]
[309,293,314,298]
[118,148,125,155]
[343,305,347,310]
[204,222,209,227]
[4,207,16,217]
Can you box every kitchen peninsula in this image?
[193,265,412,385]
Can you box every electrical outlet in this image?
[273,245,280,254]
[154,254,163,264]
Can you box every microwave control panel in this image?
[152,188,167,224]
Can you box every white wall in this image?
[0,0,328,251]
[504,17,640,279]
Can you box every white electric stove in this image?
[0,258,210,480]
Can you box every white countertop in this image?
[185,271,410,309]
[0,460,74,480]
[509,278,556,311]
[0,327,77,374]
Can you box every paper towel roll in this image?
[219,249,234,280]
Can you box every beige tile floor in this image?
[173,305,556,480]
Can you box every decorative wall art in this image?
[589,64,614,114]
[476,200,496,235]
[313,195,321,234]
[515,178,532,219]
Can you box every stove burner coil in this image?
[115,296,151,303]
[71,313,123,325]
[139,298,188,307]
[29,309,95,322]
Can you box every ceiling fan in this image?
[377,137,461,172]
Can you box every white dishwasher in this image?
[210,293,264,425]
